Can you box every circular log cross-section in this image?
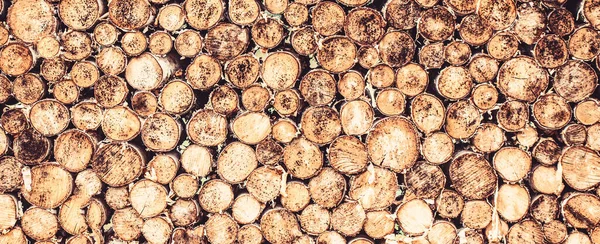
[92,143,145,187]
[130,179,168,218]
[54,130,95,173]
[273,89,301,116]
[506,220,544,243]
[71,61,99,88]
[160,80,195,115]
[405,162,445,200]
[281,181,310,212]
[13,129,51,165]
[445,41,472,64]
[97,46,127,76]
[376,88,406,116]
[52,80,79,105]
[145,154,178,185]
[142,217,172,244]
[242,85,270,112]
[225,55,260,89]
[436,189,464,219]
[449,152,497,200]
[247,166,284,203]
[418,7,455,42]
[396,63,428,97]
[309,168,346,209]
[312,2,345,36]
[13,74,45,105]
[0,108,28,134]
[553,60,597,103]
[396,199,433,236]
[328,135,368,175]
[299,204,330,235]
[349,166,397,211]
[261,209,302,244]
[561,146,600,191]
[94,22,118,46]
[420,42,444,69]
[181,144,212,178]
[284,3,308,27]
[22,207,59,241]
[102,106,141,141]
[331,201,366,236]
[445,100,481,140]
[184,0,223,30]
[378,31,415,67]
[411,93,445,134]
[477,0,516,30]
[533,94,571,130]
[292,27,318,56]
[229,0,260,26]
[141,113,180,152]
[62,31,93,61]
[169,199,200,227]
[40,58,67,82]
[0,194,18,231]
[496,184,530,222]
[157,4,185,31]
[174,30,203,58]
[7,0,57,43]
[345,8,385,45]
[461,200,492,229]
[301,106,342,144]
[148,31,173,56]
[205,23,249,61]
[459,15,493,46]
[187,109,228,147]
[0,43,34,76]
[493,147,531,182]
[366,117,419,173]
[232,112,271,145]
[186,54,222,90]
[256,138,284,166]
[562,193,600,229]
[368,64,395,88]
[217,142,258,184]
[569,27,600,61]
[109,0,151,30]
[30,99,70,137]
[22,164,73,209]
[300,70,337,106]
[127,53,176,91]
[70,102,103,131]
[436,66,473,100]
[0,157,24,193]
[498,56,548,103]
[261,51,301,90]
[106,186,131,210]
[284,138,323,179]
[472,123,505,153]
[95,75,129,108]
[232,193,263,224]
[121,31,147,56]
[422,132,454,165]
[251,18,285,49]
[112,207,143,241]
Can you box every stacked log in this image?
[0,0,598,243]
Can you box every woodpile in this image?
[0,0,598,243]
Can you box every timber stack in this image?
[0,0,599,243]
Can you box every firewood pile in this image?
[0,0,599,243]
